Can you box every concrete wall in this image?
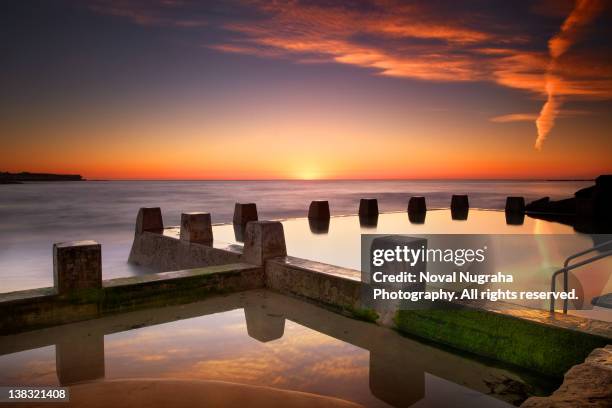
[0,263,263,334]
[129,231,241,272]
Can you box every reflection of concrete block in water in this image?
[180,212,213,244]
[359,198,379,217]
[308,200,330,220]
[359,214,379,228]
[409,211,426,224]
[505,212,525,225]
[451,206,469,220]
[243,221,287,265]
[56,334,105,385]
[408,196,427,214]
[308,217,330,234]
[505,197,525,213]
[244,306,285,342]
[135,207,163,235]
[233,203,258,225]
[369,350,424,407]
[53,241,102,295]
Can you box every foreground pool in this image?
[0,290,557,407]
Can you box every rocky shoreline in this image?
[0,172,84,184]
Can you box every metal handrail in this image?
[556,239,612,313]
[550,244,612,313]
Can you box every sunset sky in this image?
[1,0,611,180]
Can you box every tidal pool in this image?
[0,290,557,407]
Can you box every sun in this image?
[295,167,321,180]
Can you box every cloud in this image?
[490,113,539,123]
[535,0,606,150]
[85,0,612,149]
[87,0,208,28]
[490,107,592,124]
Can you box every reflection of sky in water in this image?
[0,291,553,407]
[216,211,612,316]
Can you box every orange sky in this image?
[1,0,611,180]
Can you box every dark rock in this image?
[521,346,612,408]
[0,171,83,182]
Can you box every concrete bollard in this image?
[243,221,287,265]
[408,196,426,214]
[450,195,469,221]
[135,207,163,235]
[308,200,330,220]
[505,197,525,213]
[180,212,213,244]
[233,203,258,225]
[359,198,379,217]
[53,240,102,294]
[451,195,469,211]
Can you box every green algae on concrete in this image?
[0,263,264,334]
[393,308,609,378]
[346,306,380,323]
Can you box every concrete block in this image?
[135,207,163,235]
[359,198,379,217]
[233,203,258,224]
[451,195,469,220]
[308,200,330,220]
[451,194,469,211]
[243,221,287,265]
[505,196,525,213]
[53,240,102,294]
[180,212,213,244]
[408,196,426,214]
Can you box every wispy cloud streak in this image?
[86,0,612,150]
[535,0,605,150]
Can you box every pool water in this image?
[213,210,612,319]
[0,290,557,407]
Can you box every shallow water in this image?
[0,180,592,292]
[0,290,557,407]
[213,210,612,319]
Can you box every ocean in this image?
[0,180,592,292]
